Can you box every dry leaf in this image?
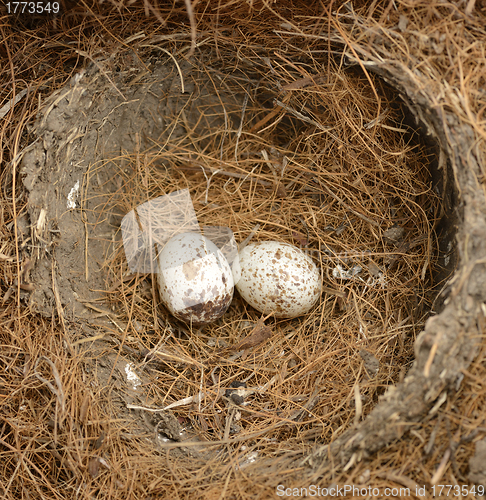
[88,457,101,479]
[292,231,309,246]
[223,315,274,354]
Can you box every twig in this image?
[200,165,221,204]
[0,88,28,119]
[127,391,205,412]
[430,448,451,485]
[34,356,66,435]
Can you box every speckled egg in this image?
[157,232,234,326]
[236,241,321,318]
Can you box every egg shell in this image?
[157,232,234,325]
[236,241,321,318]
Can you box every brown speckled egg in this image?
[236,241,320,318]
[157,232,234,326]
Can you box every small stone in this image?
[149,411,182,441]
[230,394,245,405]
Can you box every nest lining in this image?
[20,42,447,456]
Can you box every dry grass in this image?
[1,1,485,499]
[88,50,437,440]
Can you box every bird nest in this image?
[2,1,486,497]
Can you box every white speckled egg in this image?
[157,232,234,325]
[236,241,321,318]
